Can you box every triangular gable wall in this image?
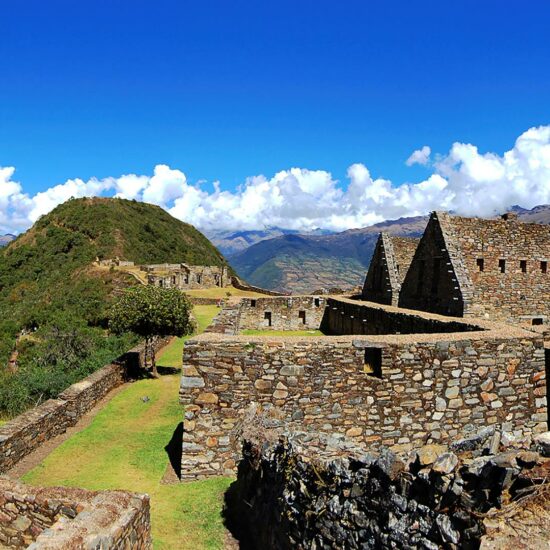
[399,212,466,316]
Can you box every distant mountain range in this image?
[0,234,15,247]
[206,227,333,256]
[228,205,550,294]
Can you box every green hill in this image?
[0,197,229,417]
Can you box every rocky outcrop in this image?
[225,432,550,549]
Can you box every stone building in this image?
[145,263,230,290]
[362,233,419,306]
[179,295,548,479]
[399,211,550,323]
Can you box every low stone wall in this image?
[230,275,286,296]
[180,330,547,479]
[323,297,482,335]
[224,434,550,549]
[0,338,168,474]
[0,477,151,549]
[238,296,327,331]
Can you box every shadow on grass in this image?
[164,422,183,480]
[156,365,181,376]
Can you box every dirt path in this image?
[6,382,130,479]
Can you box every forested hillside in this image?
[0,197,229,417]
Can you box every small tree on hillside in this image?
[109,286,195,377]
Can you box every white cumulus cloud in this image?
[406,145,431,166]
[1,125,550,235]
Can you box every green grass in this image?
[184,285,267,299]
[240,329,324,336]
[156,305,220,370]
[23,304,230,550]
[193,305,221,333]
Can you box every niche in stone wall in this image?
[298,310,306,324]
[364,348,382,378]
[264,312,272,327]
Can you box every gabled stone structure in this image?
[399,211,550,323]
[362,233,419,305]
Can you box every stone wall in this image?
[224,434,550,549]
[0,478,151,549]
[400,211,550,323]
[362,234,418,306]
[147,264,230,290]
[237,296,327,331]
[230,275,286,296]
[180,328,547,479]
[400,212,468,317]
[0,339,168,474]
[322,297,481,335]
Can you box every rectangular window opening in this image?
[476,258,484,272]
[499,259,506,273]
[364,348,382,378]
[298,310,306,324]
[314,298,320,307]
[520,260,527,273]
[541,261,547,274]
[532,318,544,326]
[264,311,272,327]
[250,299,257,307]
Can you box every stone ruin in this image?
[179,209,550,544]
[225,428,550,549]
[180,295,548,479]
[0,339,166,548]
[364,212,550,325]
[0,478,151,549]
[362,233,419,306]
[144,263,230,290]
[96,258,232,290]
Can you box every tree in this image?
[109,286,195,377]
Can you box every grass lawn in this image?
[184,285,267,299]
[156,305,220,370]
[240,329,325,336]
[23,305,231,550]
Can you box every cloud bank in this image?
[1,126,550,235]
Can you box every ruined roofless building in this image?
[146,263,229,290]
[362,233,419,306]
[399,211,550,323]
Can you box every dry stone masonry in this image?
[144,263,230,290]
[399,211,550,324]
[362,233,419,306]
[224,431,550,549]
[179,296,548,480]
[0,338,168,474]
[0,478,151,549]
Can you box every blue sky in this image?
[1,0,550,233]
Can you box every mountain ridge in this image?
[230,205,550,293]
